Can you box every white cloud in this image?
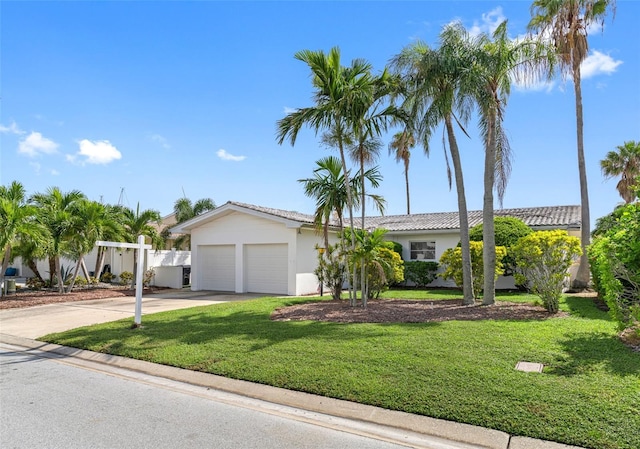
[216,149,246,162]
[150,134,171,149]
[50,169,60,176]
[581,50,622,79]
[69,139,122,165]
[469,7,506,37]
[18,132,59,157]
[283,106,296,114]
[0,120,24,135]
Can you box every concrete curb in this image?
[0,333,585,449]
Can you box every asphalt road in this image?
[0,345,416,449]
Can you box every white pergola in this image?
[96,235,152,327]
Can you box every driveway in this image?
[0,290,261,339]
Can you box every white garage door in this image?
[245,244,288,294]
[199,245,235,291]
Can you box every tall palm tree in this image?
[120,204,163,288]
[528,0,617,290]
[470,20,554,305]
[168,197,216,249]
[600,140,640,204]
[276,47,376,304]
[388,130,416,215]
[0,181,43,296]
[391,25,477,305]
[31,187,86,293]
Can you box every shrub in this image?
[440,241,507,299]
[73,276,88,287]
[100,272,115,283]
[589,203,640,330]
[469,217,532,277]
[26,277,45,290]
[404,261,439,288]
[88,276,100,286]
[389,241,403,259]
[315,244,345,300]
[143,269,155,287]
[367,247,404,299]
[119,271,134,286]
[512,230,582,313]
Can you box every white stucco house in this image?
[170,201,582,296]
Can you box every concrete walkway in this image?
[0,291,585,449]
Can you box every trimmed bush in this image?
[404,261,438,288]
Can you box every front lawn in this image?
[42,290,639,449]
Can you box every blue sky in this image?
[1,1,638,227]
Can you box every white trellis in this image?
[96,235,152,327]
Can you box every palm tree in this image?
[93,203,126,278]
[528,0,617,290]
[600,140,640,204]
[168,197,216,249]
[31,187,86,293]
[120,204,163,288]
[470,20,554,305]
[276,47,375,304]
[0,181,43,297]
[391,25,477,305]
[388,130,415,215]
[65,200,123,292]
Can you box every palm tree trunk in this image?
[55,256,64,294]
[445,116,475,305]
[571,63,591,290]
[66,255,84,293]
[404,161,411,215]
[482,109,497,306]
[360,155,367,309]
[48,257,56,286]
[0,246,11,297]
[336,132,357,306]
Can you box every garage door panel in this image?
[199,245,235,291]
[245,244,287,294]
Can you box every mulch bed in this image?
[271,298,569,323]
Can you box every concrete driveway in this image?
[0,290,262,339]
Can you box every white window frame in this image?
[410,241,436,260]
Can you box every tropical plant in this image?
[314,243,345,301]
[388,130,416,215]
[30,187,86,293]
[600,140,640,204]
[119,271,134,286]
[277,47,375,305]
[513,230,582,313]
[440,241,507,299]
[165,197,216,250]
[0,181,44,297]
[119,204,163,288]
[391,24,478,305]
[469,20,554,305]
[528,0,617,290]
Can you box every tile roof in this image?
[228,202,581,232]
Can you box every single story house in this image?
[170,201,581,296]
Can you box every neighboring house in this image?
[171,201,581,296]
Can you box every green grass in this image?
[42,290,639,449]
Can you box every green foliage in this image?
[589,203,640,330]
[468,217,532,276]
[512,230,582,313]
[390,241,403,259]
[440,241,506,298]
[100,272,115,283]
[119,271,134,286]
[315,244,345,300]
[73,276,88,287]
[367,247,404,299]
[403,261,439,288]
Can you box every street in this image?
[0,345,418,449]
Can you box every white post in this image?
[134,235,145,326]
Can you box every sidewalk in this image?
[0,293,585,449]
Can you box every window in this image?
[410,241,436,260]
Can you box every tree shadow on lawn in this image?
[563,295,612,321]
[43,305,444,357]
[547,332,640,377]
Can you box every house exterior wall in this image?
[189,211,315,295]
[294,228,339,296]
